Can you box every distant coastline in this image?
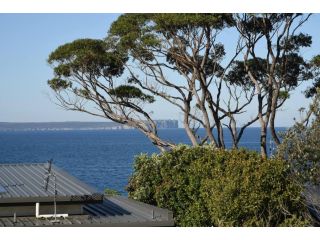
[0,120,179,131]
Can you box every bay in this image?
[0,128,285,195]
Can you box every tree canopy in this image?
[47,14,318,156]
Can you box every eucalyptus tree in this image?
[231,13,314,158]
[47,14,315,156]
[47,39,175,151]
[48,14,255,151]
[305,55,320,98]
[277,87,320,189]
[107,14,257,148]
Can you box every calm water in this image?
[0,128,285,195]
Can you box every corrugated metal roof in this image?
[0,196,174,227]
[0,163,103,203]
[0,184,6,194]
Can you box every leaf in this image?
[108,85,155,103]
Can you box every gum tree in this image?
[232,13,313,157]
[48,14,255,150]
[47,39,175,151]
[108,14,258,148]
[47,14,315,156]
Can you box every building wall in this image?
[0,202,83,217]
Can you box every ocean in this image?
[0,128,285,195]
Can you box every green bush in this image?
[275,92,320,225]
[104,188,120,196]
[127,145,311,226]
[277,116,320,186]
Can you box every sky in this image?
[0,14,120,122]
[0,13,319,126]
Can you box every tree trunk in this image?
[257,92,268,159]
[230,117,238,148]
[269,92,281,145]
[147,132,176,152]
[270,111,281,145]
[200,103,218,146]
[217,122,225,148]
[183,101,199,146]
[260,124,268,159]
[184,120,199,146]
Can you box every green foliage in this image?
[278,90,290,100]
[239,14,303,35]
[109,14,233,63]
[278,122,320,185]
[226,58,266,88]
[312,55,320,67]
[228,15,313,96]
[47,78,72,91]
[277,90,320,185]
[48,38,127,81]
[278,215,311,227]
[305,55,320,98]
[109,14,153,49]
[127,146,310,226]
[151,13,234,31]
[47,38,155,106]
[127,145,216,226]
[226,53,311,90]
[110,14,233,44]
[104,188,120,196]
[109,85,155,103]
[282,33,312,52]
[202,154,306,226]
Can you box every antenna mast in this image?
[43,159,59,223]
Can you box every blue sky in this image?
[0,13,319,126]
[0,14,120,122]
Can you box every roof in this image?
[0,163,103,204]
[0,196,174,227]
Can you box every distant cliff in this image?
[153,120,178,129]
[0,120,179,131]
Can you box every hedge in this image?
[127,145,311,226]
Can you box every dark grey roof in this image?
[0,196,174,227]
[0,185,6,194]
[0,163,103,203]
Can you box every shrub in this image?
[202,151,308,226]
[127,145,311,226]
[127,145,215,226]
[277,114,320,186]
[276,91,320,224]
[104,188,120,196]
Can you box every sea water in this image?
[0,128,285,194]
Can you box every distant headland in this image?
[0,120,178,131]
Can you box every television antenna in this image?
[43,159,59,223]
